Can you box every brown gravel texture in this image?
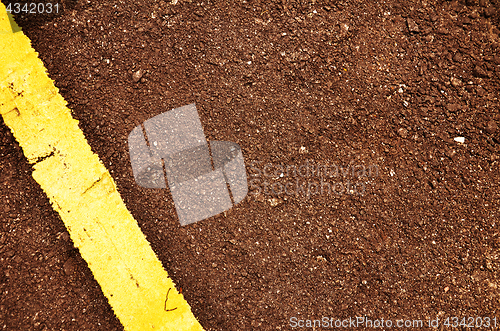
[1,0,500,330]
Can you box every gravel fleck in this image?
[486,120,498,134]
[132,69,143,83]
[450,77,463,87]
[407,18,420,33]
[397,128,408,138]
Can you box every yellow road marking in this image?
[0,6,204,331]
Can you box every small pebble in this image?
[437,26,449,34]
[397,128,408,138]
[132,69,143,83]
[61,232,70,242]
[445,149,456,158]
[268,198,281,207]
[446,104,461,112]
[450,77,462,87]
[63,259,75,275]
[407,18,420,32]
[454,137,465,143]
[453,52,464,62]
[484,7,496,18]
[486,120,498,134]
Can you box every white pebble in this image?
[453,137,465,144]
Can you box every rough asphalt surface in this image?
[1,0,500,330]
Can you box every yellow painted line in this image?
[0,6,204,331]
